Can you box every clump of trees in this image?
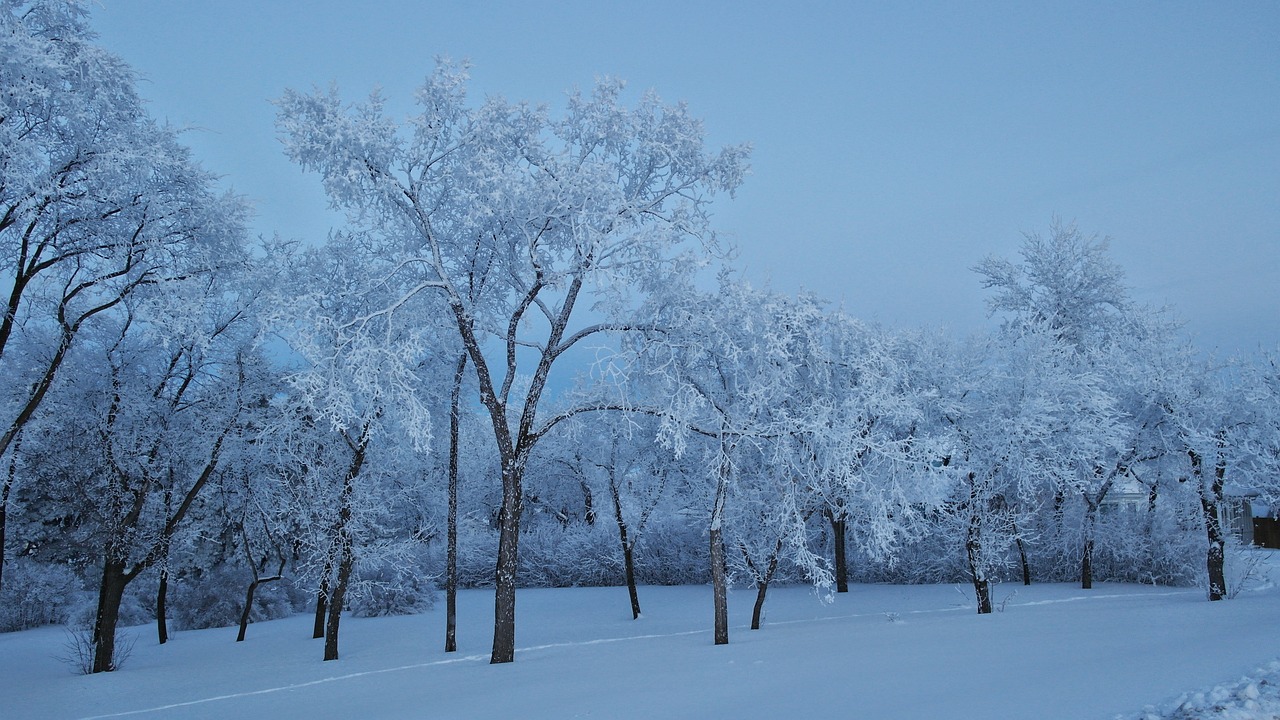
[2,0,1278,676]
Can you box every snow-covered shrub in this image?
[171,566,294,631]
[1092,502,1201,587]
[454,516,499,588]
[518,522,622,587]
[349,554,437,617]
[0,559,86,632]
[633,514,709,585]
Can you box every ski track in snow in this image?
[73,587,1198,719]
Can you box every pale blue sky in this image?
[92,1,1279,354]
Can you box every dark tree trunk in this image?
[238,579,259,643]
[156,567,169,645]
[0,492,7,598]
[1015,533,1032,586]
[965,477,991,614]
[709,445,730,645]
[581,480,596,526]
[831,511,848,593]
[1191,449,1228,601]
[0,431,21,597]
[313,562,331,640]
[323,532,355,661]
[610,480,641,619]
[490,465,523,664]
[622,542,641,620]
[744,538,783,630]
[323,433,366,661]
[92,559,130,673]
[446,353,465,653]
[1080,502,1097,590]
[710,526,728,645]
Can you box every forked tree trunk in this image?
[238,579,260,643]
[743,538,783,630]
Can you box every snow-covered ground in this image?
[4,570,1280,719]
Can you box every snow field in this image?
[3,579,1280,719]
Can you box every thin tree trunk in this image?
[831,510,848,593]
[610,479,641,619]
[313,562,331,639]
[238,579,259,643]
[745,538,783,630]
[446,353,465,652]
[323,432,367,661]
[710,445,730,645]
[1080,501,1097,590]
[1015,532,1032,586]
[0,433,18,598]
[156,567,169,645]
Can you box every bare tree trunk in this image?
[323,531,355,661]
[92,559,129,673]
[965,477,992,614]
[238,579,260,643]
[156,567,169,645]
[1080,501,1097,590]
[0,432,17,597]
[323,433,367,661]
[710,526,728,645]
[446,353,465,653]
[1191,449,1228,601]
[743,538,783,630]
[831,508,848,593]
[313,560,332,639]
[490,464,523,664]
[710,445,730,645]
[609,479,642,619]
[1014,531,1032,586]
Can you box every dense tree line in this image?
[2,0,1278,673]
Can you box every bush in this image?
[171,565,295,631]
[0,559,86,632]
[348,553,437,617]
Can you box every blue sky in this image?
[92,1,1279,354]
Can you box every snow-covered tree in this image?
[265,234,439,661]
[0,0,248,601]
[276,62,747,663]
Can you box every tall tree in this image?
[276,63,747,663]
[0,0,247,595]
